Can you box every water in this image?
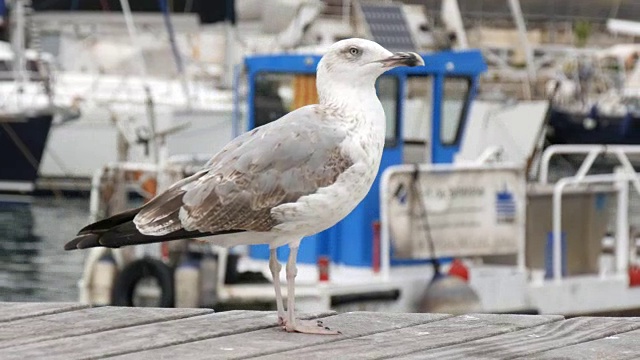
[0,196,88,302]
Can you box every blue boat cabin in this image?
[240,50,488,267]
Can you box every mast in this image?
[118,0,148,79]
[158,0,191,109]
[118,0,160,165]
[223,0,235,89]
[10,0,27,89]
[441,0,468,49]
[508,0,535,100]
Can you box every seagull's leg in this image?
[284,245,298,329]
[269,247,286,326]
[284,244,340,335]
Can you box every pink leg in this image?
[269,248,286,326]
[284,245,340,335]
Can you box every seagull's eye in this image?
[349,47,361,56]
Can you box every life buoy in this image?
[129,170,157,202]
[111,257,175,307]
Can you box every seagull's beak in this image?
[377,52,425,68]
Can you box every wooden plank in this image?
[107,311,453,360]
[0,306,213,349]
[238,313,563,360]
[396,316,640,359]
[0,310,333,360]
[528,327,640,360]
[0,302,88,322]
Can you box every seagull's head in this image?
[317,38,424,93]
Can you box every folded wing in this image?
[64,105,354,250]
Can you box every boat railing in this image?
[549,170,635,282]
[81,156,242,306]
[539,144,640,194]
[59,73,223,110]
[539,144,640,281]
[0,77,52,115]
[380,144,640,285]
[87,159,209,223]
[0,70,47,82]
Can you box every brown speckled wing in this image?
[134,105,354,236]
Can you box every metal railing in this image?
[539,144,640,281]
[539,144,640,194]
[550,171,633,282]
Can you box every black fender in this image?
[111,257,174,307]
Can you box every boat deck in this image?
[1,302,640,359]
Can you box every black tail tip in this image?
[64,234,102,250]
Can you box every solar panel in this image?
[359,2,416,52]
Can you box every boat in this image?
[29,0,456,191]
[70,0,640,317]
[63,44,601,317]
[0,0,61,194]
[30,4,236,192]
[546,39,640,147]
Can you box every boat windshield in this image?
[0,60,10,81]
[441,77,472,146]
[253,72,399,146]
[0,59,44,81]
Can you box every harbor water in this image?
[0,196,88,302]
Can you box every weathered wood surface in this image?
[0,302,88,322]
[0,306,212,349]
[253,313,563,360]
[396,316,640,360]
[110,311,451,360]
[1,302,640,359]
[528,327,640,360]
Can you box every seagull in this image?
[64,38,424,334]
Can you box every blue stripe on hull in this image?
[548,108,640,145]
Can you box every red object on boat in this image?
[318,256,330,282]
[629,265,640,287]
[161,242,170,262]
[372,221,381,273]
[448,259,469,281]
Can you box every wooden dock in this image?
[2,302,640,359]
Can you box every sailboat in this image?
[32,0,236,189]
[0,0,62,193]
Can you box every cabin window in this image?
[376,75,399,147]
[253,73,293,128]
[26,60,40,76]
[252,72,400,146]
[0,61,11,80]
[403,76,434,163]
[440,77,471,145]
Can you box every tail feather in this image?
[66,171,246,251]
[99,221,242,248]
[77,207,141,235]
[65,208,245,250]
[64,234,100,250]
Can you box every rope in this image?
[1,122,40,170]
[1,122,62,199]
[410,165,440,274]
